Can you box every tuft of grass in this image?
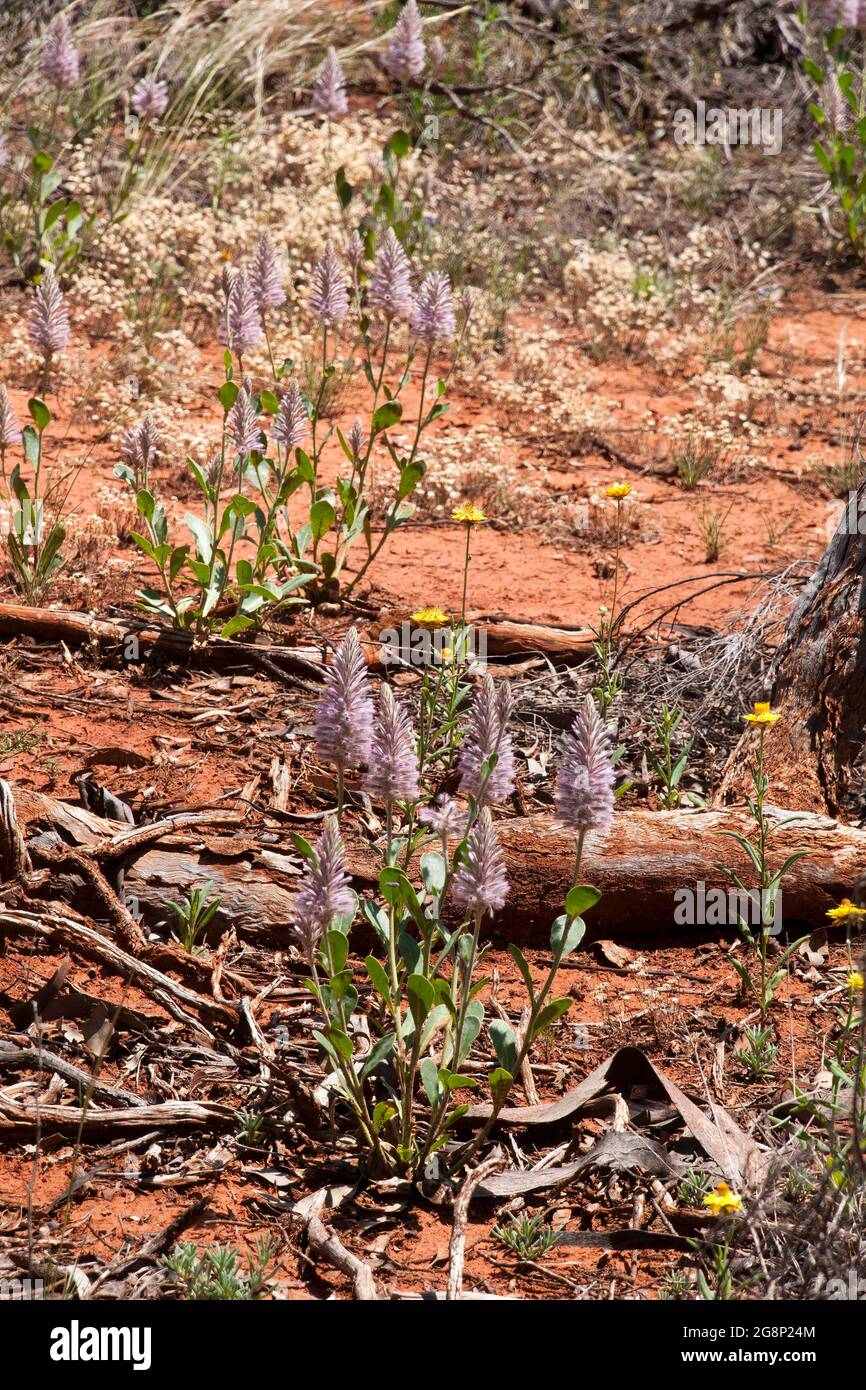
[493,1211,559,1261]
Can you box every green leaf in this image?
[309,498,335,543]
[564,884,601,919]
[27,397,51,432]
[219,381,239,412]
[365,955,393,1011]
[371,401,402,432]
[487,1066,513,1107]
[531,996,572,1038]
[507,944,535,1002]
[550,913,586,959]
[420,1057,443,1108]
[398,460,425,499]
[420,851,446,897]
[360,1032,395,1079]
[407,973,434,1029]
[489,1019,518,1074]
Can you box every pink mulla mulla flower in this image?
[554,694,615,840]
[220,270,263,358]
[28,266,70,358]
[418,793,465,856]
[345,231,365,282]
[368,227,414,321]
[0,386,22,451]
[451,807,509,918]
[0,133,8,169]
[292,814,356,962]
[363,684,420,806]
[410,270,456,344]
[308,242,349,327]
[312,46,348,118]
[226,387,263,458]
[314,627,375,774]
[458,676,515,807]
[120,413,161,488]
[347,416,366,460]
[271,380,309,450]
[131,76,169,119]
[42,15,80,90]
[250,231,286,312]
[384,0,426,84]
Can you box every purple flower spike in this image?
[308,243,349,327]
[315,628,375,773]
[410,271,456,344]
[368,227,414,321]
[418,793,464,852]
[292,814,356,961]
[227,387,262,458]
[220,270,263,358]
[364,684,420,805]
[384,0,426,84]
[29,267,70,358]
[250,231,286,312]
[451,807,509,918]
[348,417,366,460]
[345,231,365,281]
[271,380,309,450]
[312,46,348,117]
[554,694,615,839]
[458,676,515,807]
[131,77,169,119]
[0,386,22,451]
[43,16,80,90]
[120,413,161,487]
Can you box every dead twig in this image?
[447,1152,505,1301]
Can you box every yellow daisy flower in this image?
[703,1181,743,1215]
[605,482,632,500]
[744,701,781,726]
[452,503,487,525]
[826,899,866,922]
[847,971,865,992]
[411,607,449,626]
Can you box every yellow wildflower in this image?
[826,898,866,922]
[703,1181,743,1215]
[848,971,865,992]
[605,482,632,500]
[744,701,781,726]
[452,503,487,525]
[411,607,449,626]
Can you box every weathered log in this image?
[719,484,866,813]
[9,786,864,939]
[0,602,323,683]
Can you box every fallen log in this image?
[7,786,864,938]
[0,602,324,684]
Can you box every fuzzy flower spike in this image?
[451,807,509,918]
[29,266,70,361]
[458,676,515,806]
[308,243,349,328]
[554,694,615,841]
[312,47,348,117]
[384,0,426,84]
[250,231,286,313]
[220,270,262,360]
[315,628,375,783]
[292,814,356,964]
[368,228,414,321]
[43,15,80,89]
[364,684,420,807]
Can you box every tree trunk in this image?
[718,492,866,814]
